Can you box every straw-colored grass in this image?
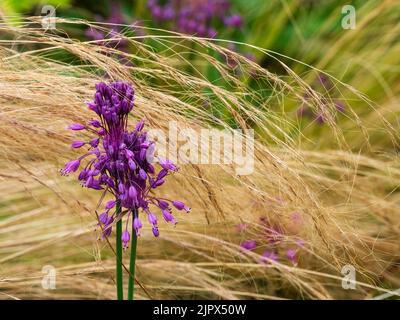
[0,17,399,300]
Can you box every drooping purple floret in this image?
[147,0,242,38]
[261,250,279,264]
[61,81,189,244]
[287,249,297,264]
[240,240,257,250]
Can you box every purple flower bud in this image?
[240,240,257,250]
[158,200,169,210]
[172,200,190,212]
[125,149,134,159]
[78,169,88,180]
[118,182,125,194]
[67,123,85,130]
[105,200,116,210]
[87,102,99,113]
[153,179,164,188]
[128,186,137,200]
[152,226,159,237]
[89,138,100,148]
[107,177,115,188]
[147,212,158,226]
[122,230,130,249]
[99,212,108,224]
[61,159,80,175]
[133,217,142,236]
[102,216,114,238]
[128,158,136,170]
[135,119,145,131]
[158,157,178,171]
[71,140,85,148]
[162,209,176,224]
[157,169,168,180]
[89,119,101,128]
[139,168,147,180]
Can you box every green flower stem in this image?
[115,201,123,300]
[128,207,138,300]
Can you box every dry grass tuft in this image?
[0,17,399,299]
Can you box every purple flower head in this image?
[61,81,190,243]
[240,240,257,250]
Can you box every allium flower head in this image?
[61,81,189,242]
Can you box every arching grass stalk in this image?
[128,207,138,300]
[115,200,123,300]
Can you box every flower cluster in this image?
[85,2,145,51]
[147,0,243,38]
[237,214,305,265]
[61,81,190,248]
[297,73,346,124]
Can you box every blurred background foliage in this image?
[0,0,399,150]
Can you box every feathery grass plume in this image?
[0,17,399,299]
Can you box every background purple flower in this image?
[147,0,243,38]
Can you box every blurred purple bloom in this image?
[261,250,278,264]
[240,240,257,250]
[335,101,345,113]
[235,223,248,233]
[287,249,297,264]
[148,0,243,37]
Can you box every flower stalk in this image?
[115,201,123,300]
[128,207,138,300]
